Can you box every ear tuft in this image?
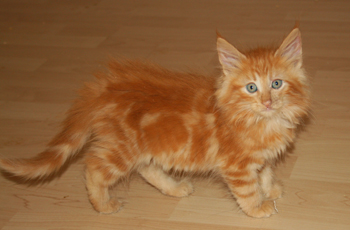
[275,28,303,68]
[217,36,246,75]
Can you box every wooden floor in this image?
[1,0,350,229]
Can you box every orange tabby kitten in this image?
[0,27,310,218]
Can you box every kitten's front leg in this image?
[259,164,283,200]
[223,166,277,218]
[138,164,194,197]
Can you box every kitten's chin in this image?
[259,108,277,118]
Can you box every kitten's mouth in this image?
[260,107,276,117]
[262,105,273,111]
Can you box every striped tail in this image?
[0,116,91,180]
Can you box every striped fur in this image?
[0,27,310,218]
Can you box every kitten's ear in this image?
[217,35,246,75]
[275,28,302,68]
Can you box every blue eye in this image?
[246,83,258,93]
[272,79,283,89]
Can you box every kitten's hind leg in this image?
[85,151,131,214]
[138,164,194,197]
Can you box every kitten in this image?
[0,27,310,218]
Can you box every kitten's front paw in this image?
[95,197,123,214]
[266,181,283,200]
[244,200,277,218]
[164,180,194,198]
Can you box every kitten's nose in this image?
[263,100,272,109]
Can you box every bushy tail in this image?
[0,106,92,180]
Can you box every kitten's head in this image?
[216,28,310,126]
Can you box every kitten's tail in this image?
[0,107,92,180]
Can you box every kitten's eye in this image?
[272,79,283,89]
[246,83,258,93]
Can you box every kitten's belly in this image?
[148,148,216,173]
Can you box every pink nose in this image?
[263,100,272,109]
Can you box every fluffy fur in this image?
[0,27,310,218]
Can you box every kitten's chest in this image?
[230,121,294,159]
[256,129,293,160]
